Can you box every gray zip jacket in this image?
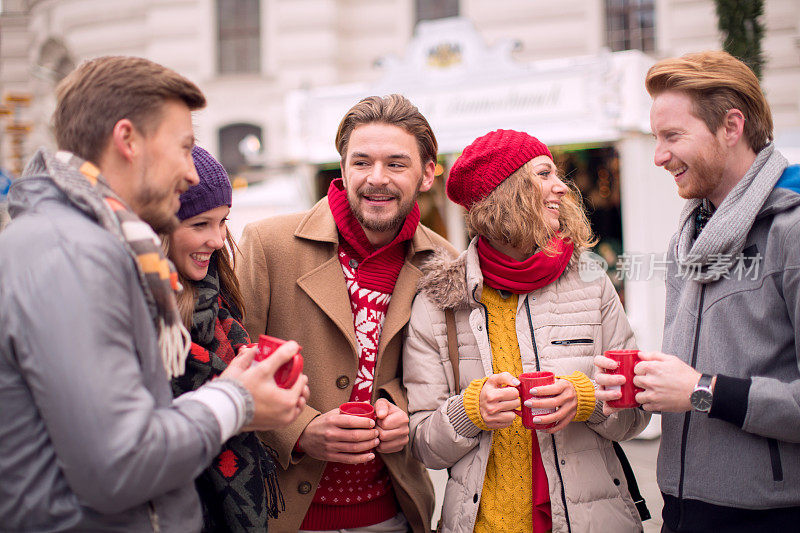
[0,168,223,531]
[659,163,800,511]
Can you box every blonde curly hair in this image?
[465,159,596,260]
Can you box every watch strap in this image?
[691,373,714,413]
[697,373,713,389]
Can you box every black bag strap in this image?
[612,441,651,521]
[444,308,460,394]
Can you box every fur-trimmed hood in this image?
[417,248,471,310]
[417,239,584,310]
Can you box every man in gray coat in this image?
[596,51,800,532]
[0,56,308,531]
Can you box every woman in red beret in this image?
[403,130,649,533]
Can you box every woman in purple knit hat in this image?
[165,145,309,532]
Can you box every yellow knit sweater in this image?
[472,287,532,533]
[463,286,596,533]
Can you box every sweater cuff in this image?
[446,394,483,438]
[175,378,253,442]
[708,374,751,427]
[463,377,491,431]
[558,371,596,422]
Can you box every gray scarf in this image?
[674,143,788,283]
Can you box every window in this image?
[415,0,458,25]
[218,123,263,175]
[605,0,655,53]
[37,38,75,83]
[217,0,261,74]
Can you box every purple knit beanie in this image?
[447,129,552,210]
[177,146,233,221]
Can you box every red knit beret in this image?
[446,129,553,210]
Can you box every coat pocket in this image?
[767,438,784,482]
[546,325,598,359]
[551,338,594,346]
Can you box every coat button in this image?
[349,258,359,268]
[298,481,312,494]
[561,459,566,465]
[613,478,621,486]
[336,375,350,389]
[477,324,483,331]
[473,493,478,503]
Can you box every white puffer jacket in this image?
[403,240,650,533]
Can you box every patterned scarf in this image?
[28,149,190,377]
[673,143,788,283]
[172,257,284,531]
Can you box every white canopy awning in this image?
[285,17,655,164]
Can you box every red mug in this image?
[339,401,376,420]
[603,349,643,408]
[514,371,557,430]
[254,334,303,389]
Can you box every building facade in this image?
[1,0,799,350]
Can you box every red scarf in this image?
[326,178,419,293]
[477,236,573,294]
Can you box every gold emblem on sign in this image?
[427,43,462,69]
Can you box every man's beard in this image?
[675,140,726,201]
[347,178,422,234]
[134,183,180,234]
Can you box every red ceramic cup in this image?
[514,371,557,430]
[339,401,376,420]
[255,334,303,389]
[603,349,643,408]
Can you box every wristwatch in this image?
[690,373,714,413]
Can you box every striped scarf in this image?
[30,149,191,378]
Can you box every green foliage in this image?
[715,0,765,79]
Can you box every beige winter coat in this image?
[403,239,650,533]
[236,199,456,532]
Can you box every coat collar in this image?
[417,237,482,310]
[294,197,440,364]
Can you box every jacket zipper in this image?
[551,339,593,345]
[148,501,160,533]
[471,286,492,370]
[676,284,706,530]
[524,297,572,533]
[468,284,494,528]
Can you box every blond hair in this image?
[645,50,772,152]
[465,160,596,259]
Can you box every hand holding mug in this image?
[595,350,643,415]
[632,351,702,412]
[255,335,304,388]
[523,377,578,433]
[299,406,379,464]
[513,372,555,430]
[225,341,310,431]
[373,399,409,453]
[478,372,521,430]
